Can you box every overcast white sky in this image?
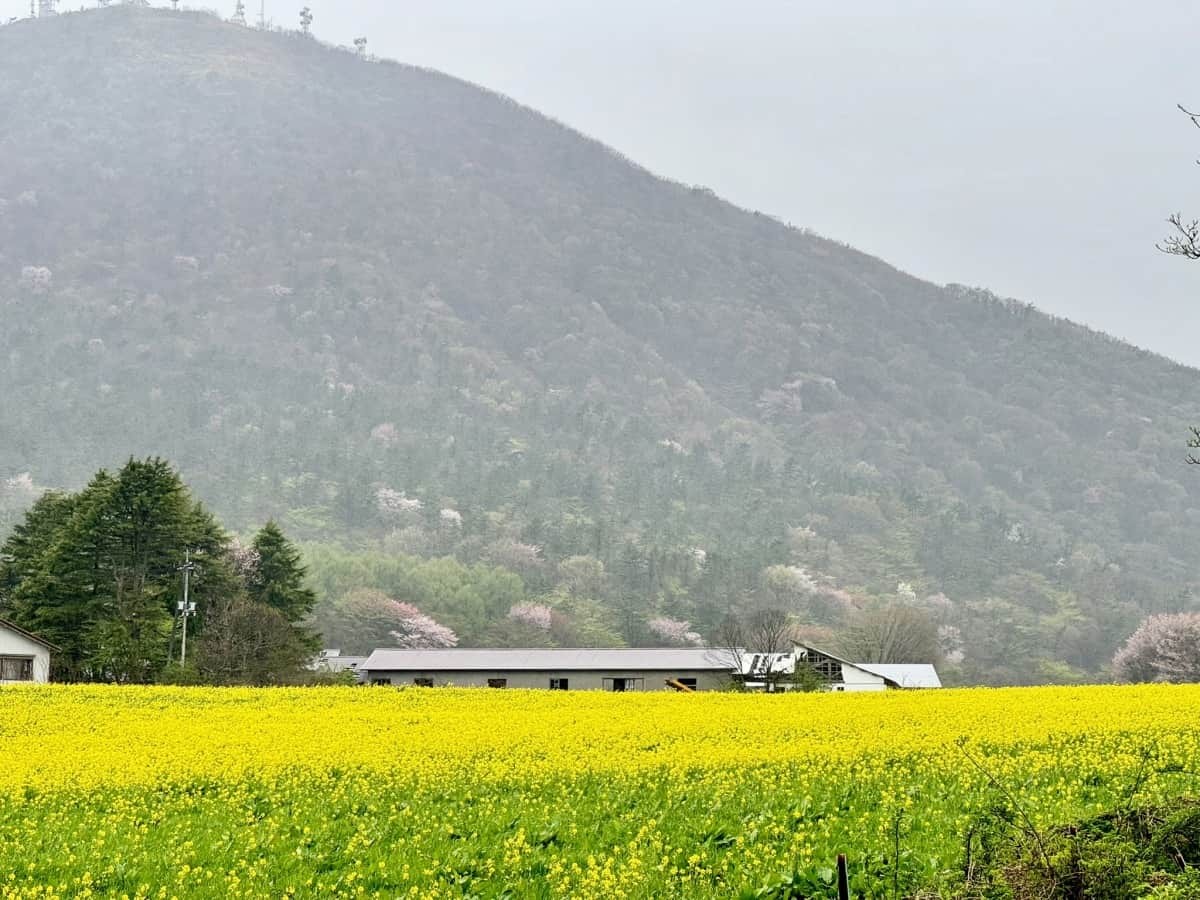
[9,0,1200,364]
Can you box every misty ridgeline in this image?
[2,5,1200,686]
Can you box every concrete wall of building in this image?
[834,662,887,692]
[0,627,51,683]
[364,669,730,691]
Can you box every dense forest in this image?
[2,7,1200,683]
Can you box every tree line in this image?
[0,458,319,684]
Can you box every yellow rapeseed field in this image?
[1,684,1199,898]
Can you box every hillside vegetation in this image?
[2,7,1199,681]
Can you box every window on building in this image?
[796,649,844,685]
[676,677,698,690]
[549,678,568,690]
[371,678,391,686]
[0,657,33,682]
[487,678,507,689]
[413,677,434,687]
[603,677,644,692]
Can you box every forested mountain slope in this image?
[2,7,1198,681]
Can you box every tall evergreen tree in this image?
[0,458,233,681]
[248,521,316,623]
[0,490,85,672]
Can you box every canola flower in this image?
[0,684,1199,898]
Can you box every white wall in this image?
[363,669,729,691]
[835,662,887,692]
[0,625,51,683]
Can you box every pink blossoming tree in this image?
[1113,612,1200,683]
[648,616,703,646]
[508,603,553,632]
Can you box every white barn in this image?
[0,617,55,684]
[358,647,739,691]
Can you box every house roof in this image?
[856,663,942,688]
[361,647,739,672]
[0,617,60,651]
[735,652,796,676]
[316,655,367,671]
[792,641,942,688]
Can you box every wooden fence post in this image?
[836,853,850,900]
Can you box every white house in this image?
[0,617,55,684]
[357,647,739,691]
[737,642,941,692]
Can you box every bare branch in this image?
[1158,213,1200,259]
[1160,106,1200,257]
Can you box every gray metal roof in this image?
[856,663,942,688]
[314,655,367,672]
[360,647,739,672]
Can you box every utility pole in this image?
[177,550,197,667]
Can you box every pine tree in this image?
[0,490,85,676]
[0,458,233,682]
[248,521,316,622]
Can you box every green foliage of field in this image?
[3,683,1200,898]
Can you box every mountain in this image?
[2,6,1199,682]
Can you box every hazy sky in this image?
[10,0,1200,364]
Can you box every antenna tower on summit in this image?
[258,0,265,28]
[37,0,55,16]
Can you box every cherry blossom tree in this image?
[648,616,703,646]
[1113,613,1200,683]
[508,603,552,632]
[391,602,457,649]
[375,487,422,522]
[228,537,262,582]
[762,564,819,617]
[810,586,856,623]
[315,589,457,654]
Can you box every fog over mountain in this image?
[2,6,1200,684]
[5,0,1192,362]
